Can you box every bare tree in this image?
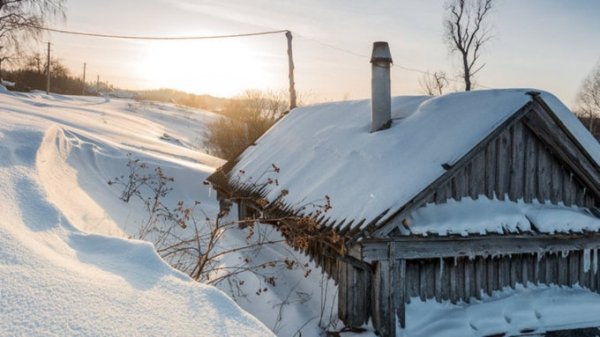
[420,71,449,96]
[445,0,493,91]
[576,61,600,138]
[0,0,66,54]
[203,89,289,160]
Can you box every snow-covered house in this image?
[207,43,600,336]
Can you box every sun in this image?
[136,39,273,97]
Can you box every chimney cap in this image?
[371,41,393,64]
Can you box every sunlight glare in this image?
[136,40,271,97]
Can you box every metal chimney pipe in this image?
[370,41,393,132]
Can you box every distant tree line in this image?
[3,53,88,94]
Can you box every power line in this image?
[28,24,288,40]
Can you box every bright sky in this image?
[41,0,600,106]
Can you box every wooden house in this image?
[207,43,600,336]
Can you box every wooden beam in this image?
[359,233,600,261]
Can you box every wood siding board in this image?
[524,128,537,203]
[500,256,511,290]
[397,258,407,329]
[486,257,495,296]
[523,105,600,200]
[551,160,563,204]
[419,261,427,301]
[434,258,443,301]
[441,258,451,301]
[569,251,580,286]
[338,261,347,322]
[450,260,458,303]
[496,128,511,201]
[509,123,525,201]
[536,142,551,203]
[475,256,486,299]
[485,140,497,199]
[534,253,542,285]
[558,253,569,285]
[579,250,587,288]
[509,254,520,288]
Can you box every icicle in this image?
[453,256,458,266]
[208,185,213,198]
[439,257,445,277]
[561,250,570,258]
[584,249,592,273]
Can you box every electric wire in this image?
[27,24,288,40]
[36,24,492,90]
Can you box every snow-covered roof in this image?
[223,89,600,235]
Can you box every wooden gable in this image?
[373,98,600,239]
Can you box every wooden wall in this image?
[368,248,600,336]
[424,121,597,209]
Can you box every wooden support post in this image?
[397,258,407,329]
[285,30,297,110]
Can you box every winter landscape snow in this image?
[4,88,600,337]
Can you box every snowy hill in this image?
[0,88,274,336]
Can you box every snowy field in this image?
[0,88,273,336]
[0,87,341,337]
[4,87,600,337]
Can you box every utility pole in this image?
[82,62,86,95]
[46,42,51,95]
[285,30,297,110]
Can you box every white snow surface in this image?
[409,196,600,236]
[230,89,600,233]
[0,91,274,336]
[405,284,600,337]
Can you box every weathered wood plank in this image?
[338,261,347,322]
[450,259,458,303]
[533,252,546,285]
[397,258,406,329]
[523,103,600,200]
[576,249,591,288]
[407,262,419,298]
[551,160,563,205]
[485,139,497,199]
[500,256,511,290]
[523,129,537,203]
[509,255,521,288]
[536,142,551,204]
[470,154,485,200]
[475,257,486,299]
[486,257,496,296]
[569,250,580,286]
[509,123,525,201]
[496,128,511,201]
[558,252,569,285]
[434,258,443,301]
[419,261,427,301]
[441,258,451,301]
[361,234,600,261]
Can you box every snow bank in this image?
[405,284,600,337]
[0,91,273,336]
